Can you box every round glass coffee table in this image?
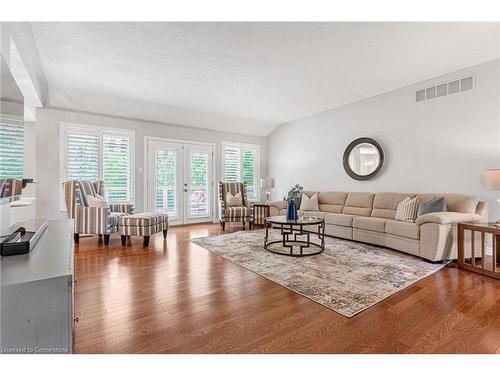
[264,215,325,257]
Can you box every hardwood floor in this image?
[73,223,500,354]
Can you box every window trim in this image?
[221,141,261,202]
[60,122,135,211]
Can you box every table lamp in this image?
[482,169,500,223]
[260,177,275,203]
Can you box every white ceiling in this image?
[31,22,499,136]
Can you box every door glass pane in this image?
[156,150,176,216]
[189,152,208,216]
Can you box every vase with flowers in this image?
[283,184,303,220]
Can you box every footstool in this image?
[119,212,169,246]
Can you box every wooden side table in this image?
[457,222,500,280]
[253,203,270,228]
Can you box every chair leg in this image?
[221,222,225,231]
[249,222,253,230]
[74,233,79,244]
[163,229,168,240]
[121,235,127,246]
[103,234,110,245]
[98,234,103,240]
[143,236,150,246]
[242,221,245,230]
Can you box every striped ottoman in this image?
[119,212,169,246]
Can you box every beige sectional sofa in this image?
[268,191,488,262]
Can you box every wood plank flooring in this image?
[73,223,500,353]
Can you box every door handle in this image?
[183,188,188,192]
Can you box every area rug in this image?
[191,229,449,317]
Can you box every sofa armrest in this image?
[267,200,287,217]
[415,212,482,226]
[219,199,226,220]
[268,200,287,210]
[110,203,134,214]
[75,206,111,234]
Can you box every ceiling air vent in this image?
[415,75,475,102]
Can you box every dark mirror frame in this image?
[342,137,384,181]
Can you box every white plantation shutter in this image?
[223,143,259,200]
[242,148,257,199]
[66,129,99,181]
[0,119,24,179]
[223,146,241,182]
[103,132,131,203]
[62,125,134,204]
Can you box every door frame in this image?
[144,136,217,225]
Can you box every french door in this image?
[146,139,214,225]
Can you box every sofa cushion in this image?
[417,197,447,217]
[300,193,319,211]
[87,194,108,207]
[324,213,354,227]
[395,197,419,222]
[385,220,420,240]
[416,193,478,214]
[298,210,326,219]
[342,192,374,216]
[224,206,251,218]
[371,192,414,219]
[352,216,387,233]
[302,190,319,198]
[318,191,348,213]
[226,192,243,207]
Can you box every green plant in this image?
[283,184,304,202]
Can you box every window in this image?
[222,142,260,200]
[61,123,134,203]
[0,118,23,179]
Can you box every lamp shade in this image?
[260,177,275,189]
[482,169,500,190]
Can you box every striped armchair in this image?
[218,182,253,231]
[62,180,134,245]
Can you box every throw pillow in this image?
[417,197,447,217]
[395,197,419,222]
[300,193,319,211]
[87,194,108,207]
[226,192,243,207]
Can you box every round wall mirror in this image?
[343,138,384,180]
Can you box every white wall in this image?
[268,59,500,218]
[35,108,267,220]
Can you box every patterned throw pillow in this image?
[300,193,319,211]
[395,197,419,222]
[417,197,447,217]
[226,192,243,207]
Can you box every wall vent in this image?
[416,75,474,102]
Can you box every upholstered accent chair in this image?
[218,182,253,231]
[62,180,134,245]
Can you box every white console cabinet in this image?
[0,219,75,354]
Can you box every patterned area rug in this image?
[191,229,448,317]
